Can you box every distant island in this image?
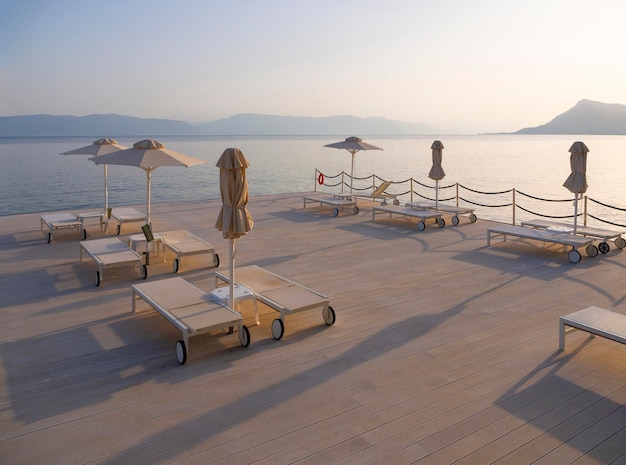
[0,113,435,137]
[0,99,625,136]
[515,99,626,135]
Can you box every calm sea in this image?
[1,135,625,227]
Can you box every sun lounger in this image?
[405,201,477,225]
[80,237,147,286]
[356,181,400,205]
[559,306,626,350]
[520,218,626,253]
[303,193,359,216]
[132,277,250,364]
[372,205,445,230]
[215,265,335,340]
[41,212,84,243]
[160,229,220,273]
[486,224,595,263]
[109,207,147,235]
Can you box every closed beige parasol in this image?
[563,141,589,233]
[428,140,446,210]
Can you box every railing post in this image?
[456,183,459,206]
[512,188,516,225]
[410,178,414,202]
[314,169,318,192]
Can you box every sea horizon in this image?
[2,134,625,228]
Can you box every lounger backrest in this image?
[372,181,392,196]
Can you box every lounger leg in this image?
[559,318,565,350]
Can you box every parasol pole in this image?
[146,169,152,225]
[103,165,109,213]
[435,180,439,212]
[573,193,579,234]
[229,238,235,310]
[350,150,356,193]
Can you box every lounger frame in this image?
[559,306,626,350]
[160,229,220,273]
[520,218,626,253]
[405,201,477,225]
[132,277,249,364]
[303,194,359,216]
[41,213,84,243]
[215,265,335,340]
[372,205,444,230]
[80,237,147,286]
[486,224,595,263]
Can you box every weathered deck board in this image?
[1,192,626,464]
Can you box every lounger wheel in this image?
[175,340,187,365]
[271,318,285,340]
[586,244,599,257]
[173,258,180,273]
[322,305,336,326]
[239,325,251,347]
[451,215,460,226]
[598,242,610,254]
[437,218,445,228]
[213,253,220,267]
[95,271,101,287]
[353,206,359,214]
[141,264,148,279]
[116,224,121,235]
[568,250,582,263]
[332,208,339,217]
[393,199,400,206]
[469,213,477,223]
[417,221,426,231]
[47,232,52,244]
[82,229,87,240]
[615,237,626,249]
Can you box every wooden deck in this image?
[2,192,626,464]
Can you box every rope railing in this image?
[314,169,626,228]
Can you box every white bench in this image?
[132,277,250,364]
[486,224,595,263]
[520,218,626,254]
[372,205,444,231]
[559,306,626,350]
[303,194,359,216]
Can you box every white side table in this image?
[210,284,259,325]
[128,233,164,264]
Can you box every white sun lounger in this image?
[109,207,147,235]
[41,212,84,243]
[372,205,445,230]
[559,306,626,351]
[132,277,250,364]
[303,194,359,216]
[486,224,595,263]
[356,181,400,205]
[520,218,626,253]
[405,201,477,225]
[215,265,336,340]
[160,229,220,273]
[80,237,147,286]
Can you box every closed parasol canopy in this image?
[563,141,589,233]
[324,136,383,192]
[90,139,206,225]
[428,140,446,210]
[215,148,253,308]
[61,138,128,212]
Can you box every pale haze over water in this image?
[1,135,624,228]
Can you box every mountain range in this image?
[0,99,624,136]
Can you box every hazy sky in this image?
[1,0,625,133]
